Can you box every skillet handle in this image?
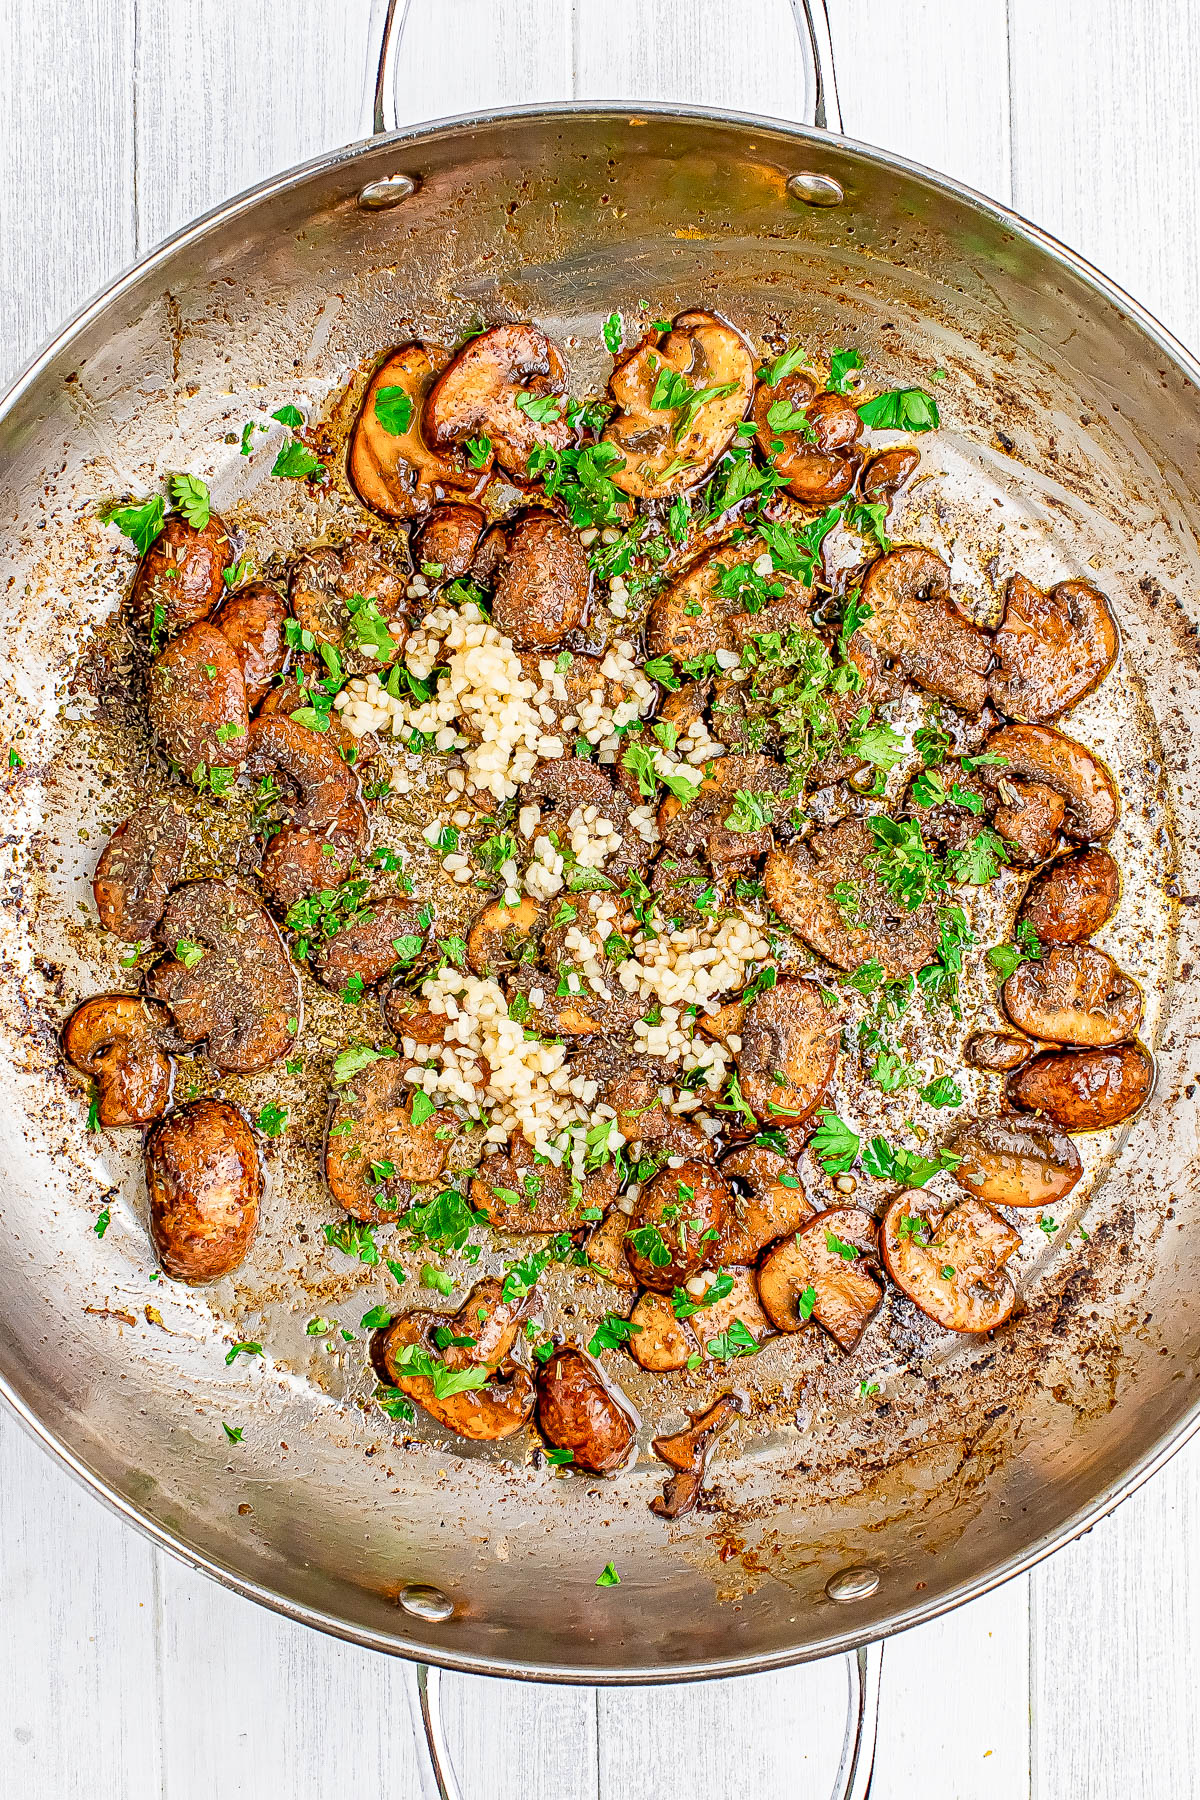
[366,0,845,136]
[404,1642,884,1800]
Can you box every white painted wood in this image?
[2,4,1199,1798]
[0,0,136,385]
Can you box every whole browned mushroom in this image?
[645,538,812,666]
[1018,847,1120,943]
[536,1345,638,1474]
[288,537,410,672]
[259,801,370,916]
[377,1277,535,1442]
[129,514,232,636]
[423,323,570,479]
[602,311,755,497]
[491,509,589,649]
[764,818,941,978]
[310,898,432,993]
[93,804,187,942]
[879,1190,1020,1334]
[1002,943,1142,1046]
[981,723,1118,841]
[757,1208,882,1350]
[752,375,862,507]
[650,1392,747,1519]
[147,880,300,1072]
[413,502,487,579]
[465,895,540,979]
[1006,1042,1153,1130]
[148,621,249,780]
[989,574,1118,723]
[349,344,489,519]
[145,1099,262,1281]
[852,548,992,713]
[62,995,174,1126]
[948,1112,1082,1208]
[211,581,290,710]
[624,1159,730,1293]
[325,1057,455,1221]
[733,977,839,1125]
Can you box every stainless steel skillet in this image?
[2,4,1200,1795]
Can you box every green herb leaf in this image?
[705,1319,760,1361]
[465,435,492,468]
[409,1089,436,1127]
[811,1110,860,1175]
[271,438,324,480]
[360,1305,396,1330]
[169,473,211,530]
[373,385,414,436]
[256,1102,288,1137]
[102,496,166,556]
[856,387,941,432]
[225,1341,263,1366]
[603,311,623,355]
[596,1562,621,1587]
[223,1422,244,1443]
[827,348,863,394]
[93,1205,111,1237]
[588,1313,645,1354]
[332,1043,396,1083]
[726,789,775,832]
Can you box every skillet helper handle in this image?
[366,0,844,136]
[404,1642,884,1800]
[372,2,875,1795]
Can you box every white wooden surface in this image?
[2,1,1199,1794]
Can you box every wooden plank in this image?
[826,0,1012,202]
[132,0,376,251]
[392,0,573,122]
[1009,0,1200,353]
[1031,1436,1200,1800]
[0,0,136,384]
[441,1673,600,1800]
[0,1418,163,1799]
[874,1581,1030,1800]
[573,0,808,118]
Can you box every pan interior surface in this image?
[1,109,1199,1680]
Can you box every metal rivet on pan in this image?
[825,1566,880,1603]
[358,173,419,211]
[399,1583,455,1623]
[787,171,844,207]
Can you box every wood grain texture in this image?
[0,3,1198,1797]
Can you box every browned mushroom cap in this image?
[645,538,812,665]
[147,880,300,1072]
[734,978,838,1126]
[625,1159,730,1293]
[752,377,862,507]
[651,1392,747,1519]
[93,804,187,942]
[310,898,431,993]
[471,1132,616,1233]
[992,778,1066,866]
[129,514,232,636]
[965,1031,1035,1074]
[536,1345,638,1474]
[462,895,539,979]
[325,1057,454,1221]
[860,447,920,505]
[62,995,174,1126]
[717,1144,815,1263]
[148,621,249,779]
[260,801,371,916]
[211,582,289,711]
[145,1099,262,1281]
[518,757,642,883]
[981,723,1118,841]
[1006,1042,1153,1130]
[853,548,992,713]
[288,537,410,672]
[627,1291,696,1370]
[412,502,487,579]
[1018,847,1120,944]
[573,1051,715,1163]
[381,984,448,1048]
[423,324,570,479]
[657,754,790,870]
[256,662,376,766]
[520,649,624,739]
[757,1208,882,1349]
[492,509,589,649]
[378,1277,535,1441]
[1002,943,1142,1046]
[764,818,941,978]
[603,311,756,497]
[948,1112,1082,1208]
[584,1209,640,1290]
[349,345,488,520]
[245,714,359,830]
[989,574,1118,723]
[879,1190,1019,1334]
